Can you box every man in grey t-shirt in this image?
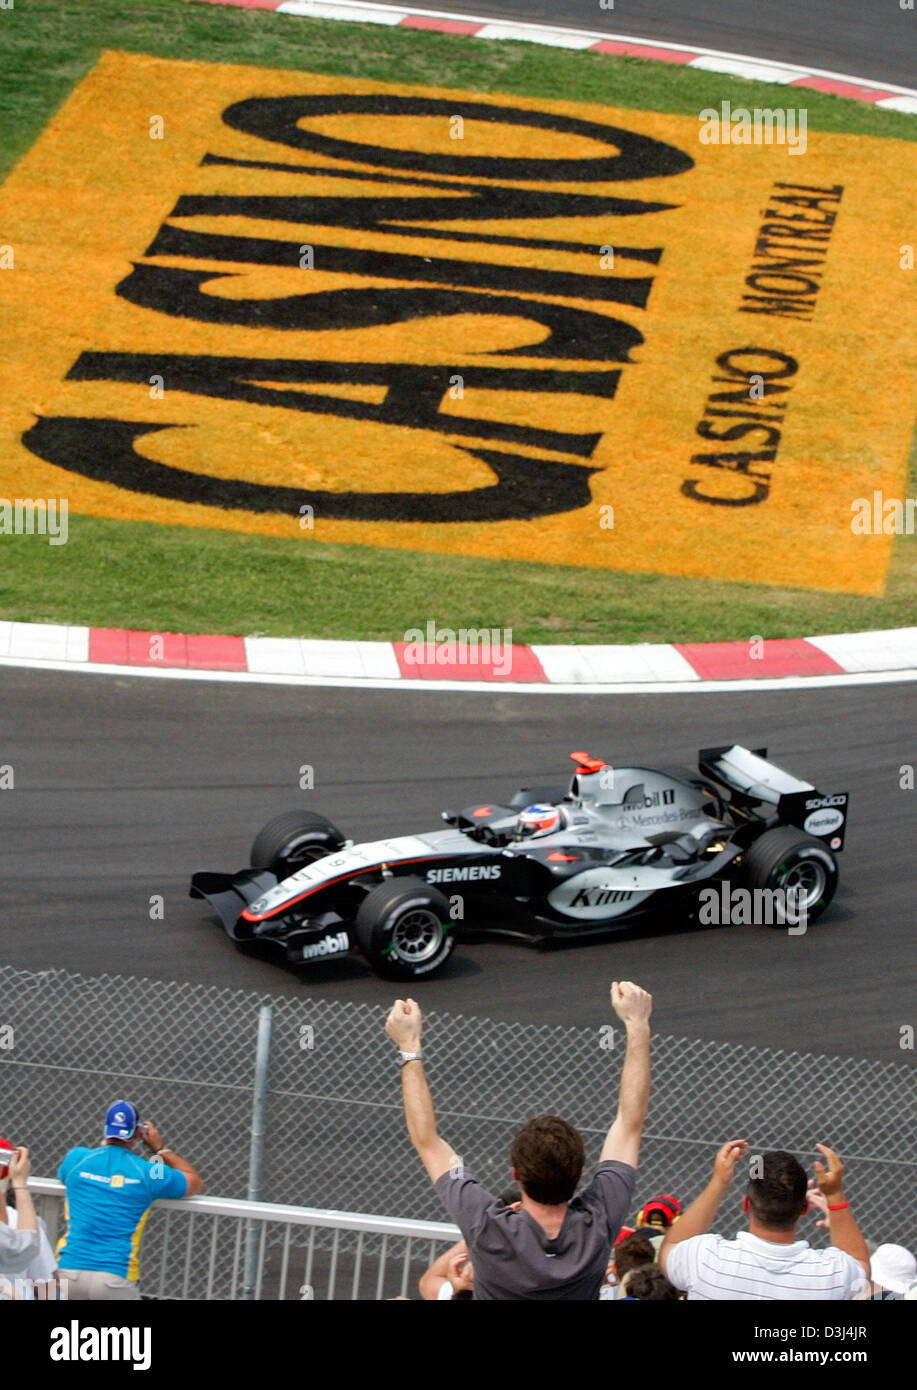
[385,980,653,1300]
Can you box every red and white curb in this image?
[1,621,916,694]
[187,0,917,112]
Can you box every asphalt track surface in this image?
[377,0,916,89]
[3,666,914,1062]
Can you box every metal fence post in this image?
[242,1003,273,1299]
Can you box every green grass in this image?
[3,506,915,645]
[1,0,915,644]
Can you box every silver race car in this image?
[190,745,848,980]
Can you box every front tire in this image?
[355,877,455,981]
[250,810,346,878]
[741,825,838,924]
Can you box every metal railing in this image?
[30,1178,459,1301]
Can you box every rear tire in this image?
[741,825,838,924]
[250,810,346,878]
[355,877,455,981]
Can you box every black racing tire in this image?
[355,877,455,981]
[250,810,346,878]
[741,825,838,925]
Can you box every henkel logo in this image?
[803,807,845,835]
[300,931,349,961]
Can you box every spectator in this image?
[418,1241,475,1300]
[385,979,652,1300]
[868,1244,916,1300]
[0,1138,57,1299]
[634,1193,682,1254]
[659,1140,869,1300]
[56,1101,204,1300]
[600,1231,656,1300]
[622,1265,681,1300]
[616,1193,683,1256]
[0,1145,41,1293]
[419,1185,522,1300]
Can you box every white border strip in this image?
[1,653,915,696]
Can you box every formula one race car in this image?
[190,746,848,981]
[190,745,850,984]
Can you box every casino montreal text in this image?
[683,182,843,508]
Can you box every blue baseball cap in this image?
[103,1101,138,1140]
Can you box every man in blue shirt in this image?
[56,1100,204,1300]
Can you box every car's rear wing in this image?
[699,745,849,851]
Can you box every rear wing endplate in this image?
[775,790,849,852]
[699,745,848,850]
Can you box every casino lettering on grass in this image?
[27,92,696,523]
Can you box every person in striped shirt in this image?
[659,1140,869,1300]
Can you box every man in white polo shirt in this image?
[659,1139,869,1300]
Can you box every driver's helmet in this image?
[516,803,564,839]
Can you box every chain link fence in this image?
[1,965,913,1297]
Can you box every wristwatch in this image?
[397,1050,423,1066]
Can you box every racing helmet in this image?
[516,803,564,839]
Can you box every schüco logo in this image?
[805,795,847,809]
[300,931,349,961]
[426,865,501,884]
